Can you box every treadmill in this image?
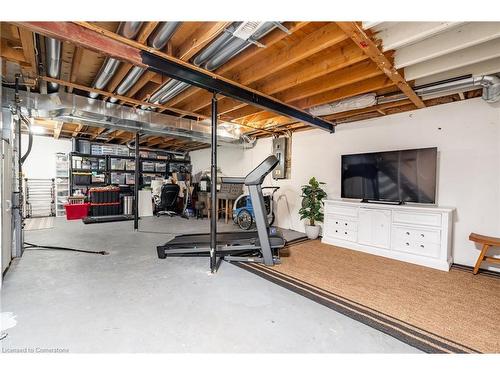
[157,155,285,265]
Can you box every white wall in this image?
[20,135,72,179]
[190,98,500,269]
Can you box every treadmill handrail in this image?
[221,177,245,184]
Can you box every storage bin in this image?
[142,161,155,172]
[64,203,89,220]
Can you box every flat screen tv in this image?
[341,147,437,204]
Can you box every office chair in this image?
[155,183,180,217]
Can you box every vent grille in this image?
[232,22,267,40]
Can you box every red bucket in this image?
[64,203,89,220]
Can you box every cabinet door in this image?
[358,208,391,249]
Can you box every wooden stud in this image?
[53,122,64,139]
[176,22,231,61]
[68,47,84,93]
[18,27,37,78]
[336,22,425,109]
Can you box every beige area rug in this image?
[235,240,500,353]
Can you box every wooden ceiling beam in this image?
[238,76,394,130]
[136,22,160,44]
[68,47,83,93]
[175,23,350,114]
[162,22,309,109]
[336,22,425,109]
[53,122,64,139]
[177,39,372,119]
[18,27,37,78]
[176,22,231,61]
[71,123,84,137]
[209,60,383,120]
[0,39,28,63]
[135,22,231,106]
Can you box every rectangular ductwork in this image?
[1,88,250,147]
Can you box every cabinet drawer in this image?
[392,236,441,258]
[392,226,441,244]
[327,215,358,231]
[326,225,357,242]
[392,211,441,227]
[333,228,357,242]
[324,203,358,218]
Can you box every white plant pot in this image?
[305,224,320,240]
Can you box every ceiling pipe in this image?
[147,22,181,50]
[116,22,143,39]
[109,22,180,103]
[143,22,283,108]
[308,74,500,117]
[45,38,62,93]
[89,22,144,99]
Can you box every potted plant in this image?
[299,177,327,240]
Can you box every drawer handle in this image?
[344,232,348,235]
[336,221,339,224]
[335,230,338,233]
[345,223,348,226]
[420,244,425,248]
[405,242,410,246]
[406,231,410,235]
[420,233,425,237]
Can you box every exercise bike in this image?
[232,186,279,230]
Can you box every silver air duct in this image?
[116,22,143,39]
[146,21,282,107]
[378,75,500,105]
[479,75,500,103]
[45,38,62,93]
[109,22,181,103]
[89,22,144,99]
[1,88,252,148]
[148,22,181,50]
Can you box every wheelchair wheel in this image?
[237,209,253,230]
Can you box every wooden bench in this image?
[469,233,500,274]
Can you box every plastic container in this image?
[64,203,89,220]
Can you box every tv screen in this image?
[341,147,437,204]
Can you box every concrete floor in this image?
[1,216,420,353]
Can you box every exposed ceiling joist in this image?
[163,21,310,109]
[17,21,334,132]
[68,47,83,93]
[374,22,464,51]
[336,22,426,109]
[53,121,63,139]
[217,60,382,120]
[176,22,231,61]
[404,38,500,81]
[176,23,350,114]
[72,123,84,137]
[18,27,37,78]
[361,22,383,30]
[136,22,160,44]
[395,22,500,69]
